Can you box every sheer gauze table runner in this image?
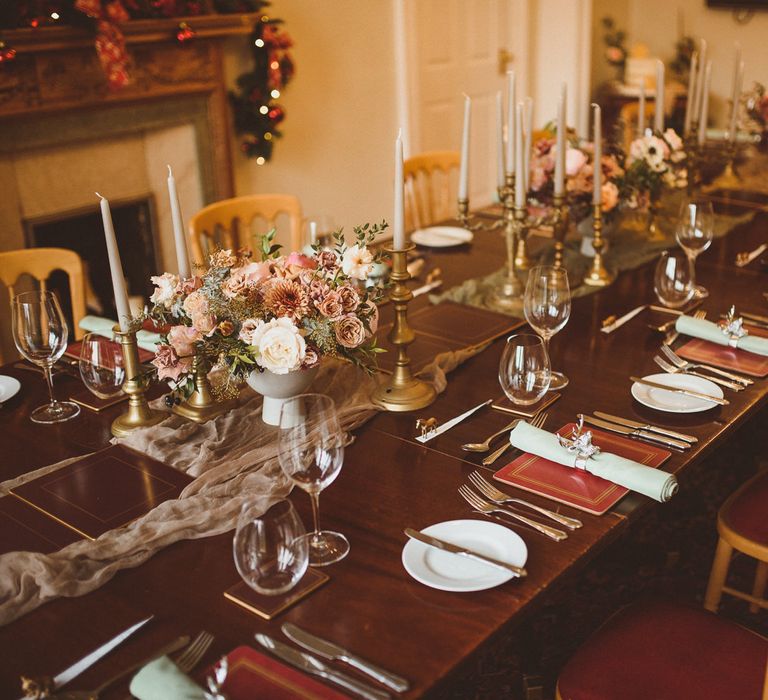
[0,346,474,625]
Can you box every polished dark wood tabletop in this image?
[0,190,767,699]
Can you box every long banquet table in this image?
[1,188,767,698]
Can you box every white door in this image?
[399,0,529,207]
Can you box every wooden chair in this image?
[187,194,303,267]
[403,151,460,233]
[556,600,768,700]
[704,469,768,614]
[0,248,86,348]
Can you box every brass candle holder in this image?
[371,243,436,412]
[172,352,237,423]
[583,203,614,287]
[551,191,568,272]
[708,139,741,191]
[685,126,702,196]
[111,327,165,437]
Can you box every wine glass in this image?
[498,333,551,406]
[654,250,695,309]
[303,215,337,250]
[277,393,348,566]
[523,266,571,389]
[232,499,309,595]
[78,333,126,399]
[12,290,80,424]
[676,197,714,298]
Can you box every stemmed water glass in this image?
[12,290,80,424]
[498,333,551,406]
[232,499,309,595]
[523,266,571,390]
[276,393,348,566]
[78,333,126,399]
[676,197,714,298]
[654,250,695,309]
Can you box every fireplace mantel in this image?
[0,13,260,199]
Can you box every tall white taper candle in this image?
[523,97,533,191]
[554,83,566,197]
[496,91,505,190]
[505,71,515,174]
[729,52,744,143]
[638,83,646,136]
[167,165,191,279]
[458,95,471,201]
[394,129,405,250]
[654,60,665,133]
[698,61,712,146]
[696,39,708,124]
[592,104,602,207]
[97,193,132,332]
[515,102,525,209]
[684,51,698,136]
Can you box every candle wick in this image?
[167,164,173,176]
[95,192,104,200]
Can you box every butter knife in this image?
[580,414,690,450]
[404,528,527,577]
[601,305,646,334]
[17,616,153,699]
[630,376,728,406]
[254,634,391,700]
[415,399,492,443]
[412,279,443,297]
[593,411,697,443]
[281,623,409,693]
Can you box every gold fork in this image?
[481,412,547,466]
[664,308,706,346]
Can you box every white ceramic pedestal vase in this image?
[246,366,320,425]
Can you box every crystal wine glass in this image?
[233,499,309,595]
[303,215,337,250]
[78,333,126,399]
[523,266,571,389]
[277,393,348,566]
[654,250,695,309]
[676,197,714,298]
[498,333,551,406]
[12,290,81,424]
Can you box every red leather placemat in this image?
[677,324,768,378]
[493,423,671,515]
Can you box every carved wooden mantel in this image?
[0,14,259,199]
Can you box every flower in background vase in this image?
[619,128,687,206]
[145,222,388,396]
[741,82,768,135]
[565,148,588,177]
[601,182,620,212]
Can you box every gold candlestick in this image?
[172,352,237,423]
[552,191,568,271]
[111,328,164,437]
[371,244,436,412]
[707,139,741,191]
[685,127,701,196]
[583,203,614,287]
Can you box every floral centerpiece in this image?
[742,82,768,145]
[529,126,623,221]
[147,223,387,414]
[617,129,687,209]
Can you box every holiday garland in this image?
[0,1,295,162]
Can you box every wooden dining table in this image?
[1,187,767,699]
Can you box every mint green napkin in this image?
[79,315,161,353]
[508,422,678,502]
[675,315,768,356]
[129,656,206,700]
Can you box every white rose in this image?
[150,272,179,308]
[663,128,683,153]
[341,244,374,280]
[255,317,306,374]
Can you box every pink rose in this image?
[167,325,201,357]
[565,148,588,177]
[191,312,217,336]
[286,252,317,270]
[337,284,360,313]
[601,182,619,212]
[176,276,203,296]
[316,250,339,272]
[183,290,209,317]
[530,166,548,192]
[334,315,367,349]
[302,345,320,369]
[152,344,193,382]
[317,290,344,319]
[222,262,271,298]
[239,318,261,345]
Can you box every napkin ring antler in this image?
[719,305,748,348]
[558,416,601,470]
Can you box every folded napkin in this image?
[129,656,206,700]
[79,315,161,353]
[675,315,768,356]
[508,422,678,502]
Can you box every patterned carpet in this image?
[436,409,768,700]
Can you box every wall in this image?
[224,0,399,237]
[591,0,768,126]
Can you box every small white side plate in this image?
[631,372,724,413]
[411,226,473,248]
[0,376,21,403]
[402,519,527,592]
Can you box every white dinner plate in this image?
[411,226,473,248]
[401,519,527,592]
[0,375,21,403]
[631,372,724,413]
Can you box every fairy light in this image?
[270,61,279,69]
[271,89,280,98]
[255,38,265,47]
[264,132,273,140]
[259,105,269,115]
[256,156,266,165]
[50,12,60,19]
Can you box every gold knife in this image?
[404,528,527,577]
[630,376,728,406]
[593,411,697,443]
